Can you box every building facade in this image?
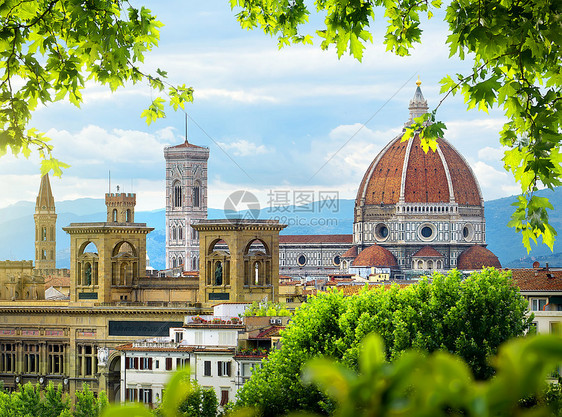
[164,139,210,272]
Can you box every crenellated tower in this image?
[34,174,57,272]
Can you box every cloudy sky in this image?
[1,1,519,211]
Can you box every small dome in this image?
[412,246,443,258]
[457,245,501,270]
[352,245,398,267]
[341,246,358,258]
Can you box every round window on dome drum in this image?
[297,254,307,266]
[375,223,389,241]
[419,224,436,241]
[463,224,473,241]
[333,255,341,266]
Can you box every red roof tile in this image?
[352,245,398,267]
[254,326,285,339]
[341,245,358,258]
[509,269,562,291]
[457,245,501,270]
[412,246,444,258]
[168,140,206,149]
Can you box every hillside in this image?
[1,189,560,269]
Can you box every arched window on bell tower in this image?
[173,181,182,208]
[193,181,200,208]
[112,209,118,222]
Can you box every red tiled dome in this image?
[457,245,501,270]
[341,245,358,258]
[352,245,398,267]
[412,246,443,258]
[355,134,482,210]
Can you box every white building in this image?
[116,303,267,408]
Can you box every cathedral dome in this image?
[354,87,482,219]
[457,245,501,270]
[352,244,398,267]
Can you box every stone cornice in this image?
[62,223,154,234]
[0,306,206,315]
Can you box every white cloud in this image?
[472,161,520,200]
[196,88,277,104]
[45,125,178,166]
[217,139,270,157]
[478,146,506,162]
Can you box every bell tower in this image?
[34,174,57,272]
[164,139,209,272]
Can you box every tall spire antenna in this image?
[185,112,188,144]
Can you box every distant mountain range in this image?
[1,189,561,270]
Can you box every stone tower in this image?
[164,139,209,272]
[34,174,57,272]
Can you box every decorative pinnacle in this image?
[416,76,422,87]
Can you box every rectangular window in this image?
[142,388,153,405]
[140,357,152,370]
[220,389,229,406]
[531,298,548,311]
[47,344,65,375]
[166,357,172,371]
[217,361,231,377]
[175,332,183,343]
[155,360,159,369]
[126,388,138,402]
[24,343,40,374]
[77,344,97,377]
[204,360,211,376]
[176,358,181,369]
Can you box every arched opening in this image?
[107,355,121,403]
[111,241,138,285]
[178,257,183,270]
[192,257,198,271]
[172,227,177,240]
[126,209,131,223]
[42,227,47,241]
[178,227,183,240]
[173,180,182,208]
[193,181,201,208]
[112,209,118,222]
[427,260,434,270]
[172,258,177,268]
[207,239,230,286]
[244,239,271,286]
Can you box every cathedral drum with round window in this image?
[297,254,307,267]
[375,223,389,241]
[462,224,474,241]
[418,223,436,241]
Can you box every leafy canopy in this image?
[0,0,192,176]
[235,268,531,416]
[230,0,562,251]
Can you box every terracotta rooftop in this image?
[412,246,444,258]
[279,235,353,244]
[341,245,358,258]
[167,140,206,150]
[352,245,398,267]
[509,268,562,291]
[254,326,285,339]
[457,245,501,270]
[44,275,71,288]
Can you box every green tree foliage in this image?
[303,333,562,417]
[0,0,192,175]
[74,383,108,417]
[243,301,292,317]
[230,0,562,251]
[236,268,531,415]
[0,382,103,417]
